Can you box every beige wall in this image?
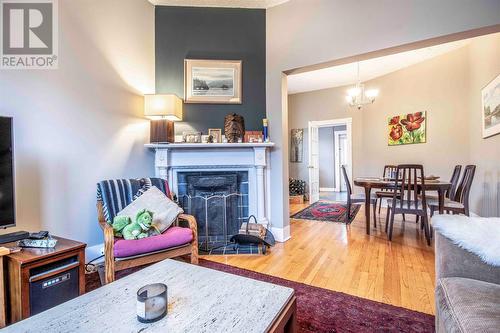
[361,45,471,179]
[0,0,155,246]
[467,34,500,216]
[288,33,500,216]
[288,87,364,187]
[267,0,500,235]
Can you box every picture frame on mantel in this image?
[481,73,500,138]
[184,59,242,104]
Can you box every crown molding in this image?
[148,0,290,9]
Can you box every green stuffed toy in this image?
[111,209,156,240]
[111,216,130,238]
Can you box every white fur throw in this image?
[432,214,500,266]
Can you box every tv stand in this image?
[0,231,29,244]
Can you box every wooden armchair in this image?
[96,178,198,285]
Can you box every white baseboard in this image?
[86,243,104,264]
[320,187,336,192]
[271,225,291,242]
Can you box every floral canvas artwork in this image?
[388,112,426,146]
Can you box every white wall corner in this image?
[271,225,291,242]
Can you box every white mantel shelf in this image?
[145,142,275,149]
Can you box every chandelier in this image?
[345,62,379,109]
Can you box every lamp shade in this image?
[144,94,183,121]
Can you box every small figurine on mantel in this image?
[224,113,245,143]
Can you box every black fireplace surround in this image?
[177,171,249,251]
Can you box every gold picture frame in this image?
[184,59,242,104]
[208,128,222,143]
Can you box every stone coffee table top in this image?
[4,259,294,333]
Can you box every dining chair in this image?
[385,164,431,245]
[429,165,476,217]
[341,165,378,226]
[376,165,405,221]
[425,165,462,202]
[447,165,462,200]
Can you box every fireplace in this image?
[177,171,249,251]
[145,143,284,241]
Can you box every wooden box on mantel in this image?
[289,195,304,204]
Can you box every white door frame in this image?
[307,124,320,203]
[308,118,352,201]
[334,130,348,192]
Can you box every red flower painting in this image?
[389,124,403,141]
[389,116,400,125]
[400,112,425,132]
[387,111,427,145]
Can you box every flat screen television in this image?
[0,116,15,228]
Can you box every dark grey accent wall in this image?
[155,6,266,135]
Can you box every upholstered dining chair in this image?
[429,165,476,217]
[97,178,198,284]
[341,165,378,226]
[385,164,431,245]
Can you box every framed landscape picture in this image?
[388,112,426,146]
[482,74,500,138]
[184,59,242,104]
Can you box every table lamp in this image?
[144,94,183,143]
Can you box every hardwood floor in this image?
[202,202,436,315]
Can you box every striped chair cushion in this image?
[97,178,171,224]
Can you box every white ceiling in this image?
[287,39,471,94]
[149,0,290,8]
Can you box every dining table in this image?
[353,177,451,235]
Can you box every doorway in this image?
[308,118,352,204]
[334,130,348,192]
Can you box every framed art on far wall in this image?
[184,59,242,104]
[388,112,426,146]
[482,73,500,138]
[290,128,304,162]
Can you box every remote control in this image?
[29,231,49,240]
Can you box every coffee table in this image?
[3,259,297,333]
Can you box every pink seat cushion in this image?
[113,226,193,258]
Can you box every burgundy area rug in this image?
[291,201,361,223]
[86,259,434,333]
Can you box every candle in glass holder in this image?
[136,283,168,323]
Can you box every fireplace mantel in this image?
[145,142,275,149]
[145,142,281,240]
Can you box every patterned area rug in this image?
[291,201,361,223]
[86,259,434,332]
